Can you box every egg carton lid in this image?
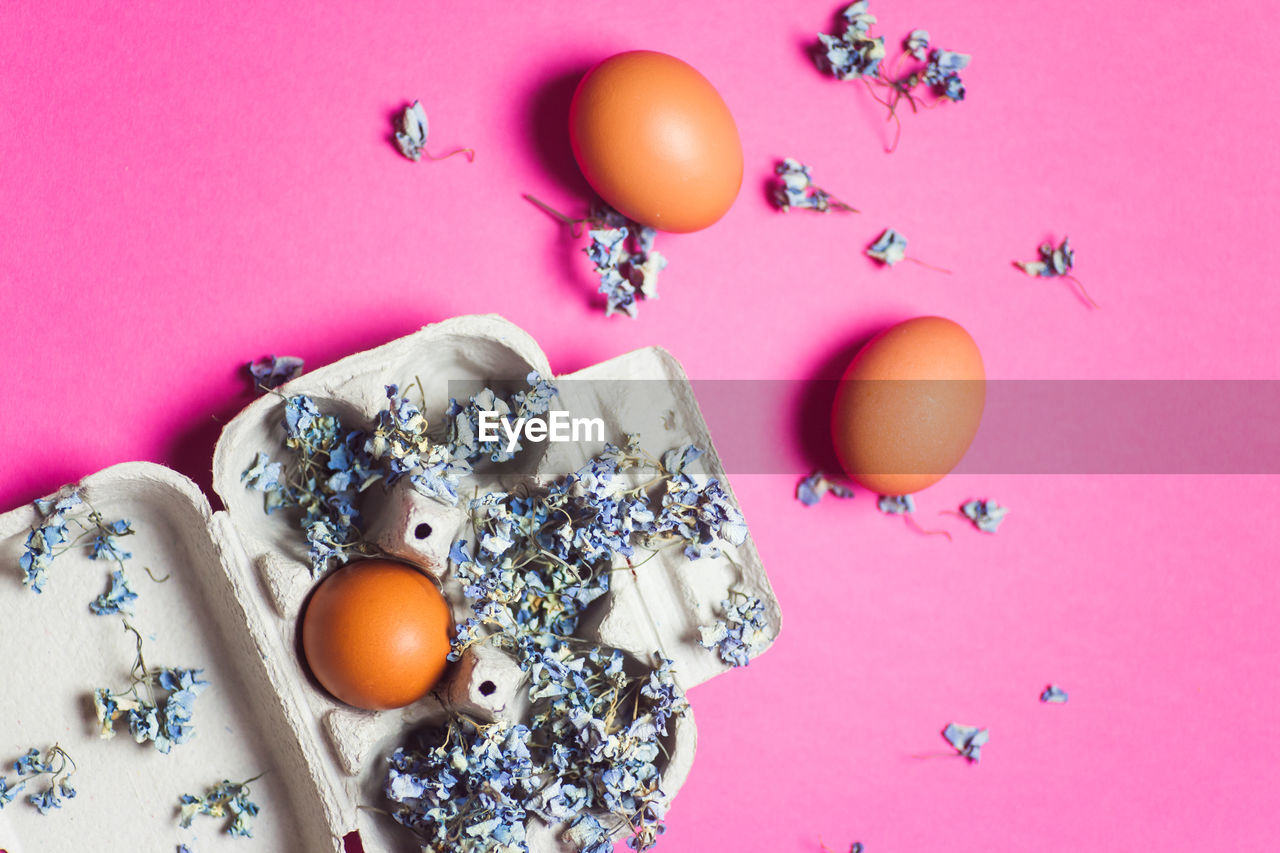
[0,314,780,853]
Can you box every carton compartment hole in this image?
[414,522,432,539]
[479,680,496,696]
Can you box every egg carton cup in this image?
[0,314,780,853]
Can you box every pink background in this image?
[3,1,1279,850]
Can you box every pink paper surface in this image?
[3,1,1279,851]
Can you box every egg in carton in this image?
[0,315,780,853]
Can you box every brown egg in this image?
[569,50,743,233]
[301,558,452,711]
[831,317,986,495]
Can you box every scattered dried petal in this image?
[877,493,916,514]
[866,228,908,266]
[395,100,430,161]
[960,499,1009,534]
[905,29,930,60]
[797,471,856,506]
[699,594,770,667]
[247,355,304,392]
[1040,685,1069,704]
[942,722,989,762]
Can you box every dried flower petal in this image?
[877,493,916,514]
[866,228,908,266]
[179,777,261,837]
[960,499,1008,534]
[923,48,971,102]
[395,100,430,162]
[1017,237,1075,278]
[841,1,877,33]
[1040,685,1069,704]
[247,355,304,392]
[89,569,138,616]
[2,746,76,816]
[796,471,855,506]
[699,594,770,667]
[772,159,857,213]
[905,29,930,60]
[942,722,989,762]
[94,625,208,755]
[18,492,83,594]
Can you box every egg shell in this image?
[301,558,452,711]
[569,50,743,233]
[832,316,986,495]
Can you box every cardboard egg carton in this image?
[0,315,780,853]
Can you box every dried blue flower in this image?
[1040,685,1069,704]
[179,776,262,837]
[586,227,628,269]
[1015,236,1098,308]
[817,3,885,81]
[243,394,382,575]
[395,100,429,160]
[628,244,667,302]
[1,745,76,815]
[813,3,969,151]
[13,749,45,777]
[0,777,23,808]
[27,788,62,814]
[567,813,614,853]
[940,73,966,102]
[877,494,916,514]
[394,100,473,163]
[372,384,470,503]
[247,376,559,576]
[699,593,770,668]
[247,355,304,392]
[89,569,138,616]
[841,1,876,33]
[817,29,886,81]
[598,268,638,318]
[942,722,989,763]
[772,159,858,213]
[521,370,559,415]
[241,451,284,497]
[583,214,667,318]
[17,493,147,613]
[797,471,855,506]
[1018,238,1070,277]
[525,195,668,318]
[396,436,751,849]
[923,49,971,92]
[906,29,930,60]
[18,492,82,593]
[444,373,559,466]
[866,228,908,266]
[32,493,84,519]
[387,717,535,851]
[960,499,1008,534]
[88,518,133,563]
[94,623,208,754]
[448,437,746,660]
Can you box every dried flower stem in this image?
[907,256,952,275]
[523,193,590,237]
[423,146,475,163]
[903,514,952,541]
[1064,275,1100,309]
